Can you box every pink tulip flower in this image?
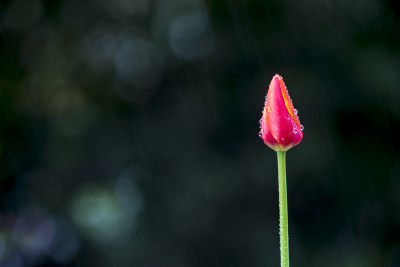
[259,74,303,151]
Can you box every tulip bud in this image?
[259,74,303,151]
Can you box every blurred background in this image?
[0,0,399,266]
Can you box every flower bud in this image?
[259,74,303,151]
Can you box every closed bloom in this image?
[259,74,303,151]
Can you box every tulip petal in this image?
[278,76,302,131]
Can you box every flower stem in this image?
[277,151,289,267]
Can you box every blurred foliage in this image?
[0,0,399,266]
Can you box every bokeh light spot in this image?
[70,172,141,246]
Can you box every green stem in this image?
[277,151,289,267]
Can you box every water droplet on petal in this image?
[259,132,262,137]
[267,107,271,113]
[294,109,298,115]
[300,125,304,130]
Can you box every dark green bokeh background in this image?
[0,0,399,266]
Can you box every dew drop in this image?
[294,109,298,115]
[300,125,304,130]
[259,132,262,137]
[267,107,271,113]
